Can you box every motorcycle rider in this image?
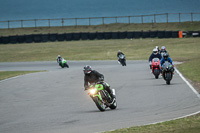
[155,46,160,54]
[57,55,62,63]
[160,53,174,74]
[149,48,162,69]
[160,46,169,57]
[117,50,125,64]
[83,65,115,99]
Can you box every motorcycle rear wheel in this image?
[109,99,117,109]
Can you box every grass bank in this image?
[0,71,43,81]
[104,113,200,133]
[1,22,200,36]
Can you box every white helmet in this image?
[153,48,158,55]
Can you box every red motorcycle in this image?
[151,58,160,79]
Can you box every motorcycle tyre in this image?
[166,73,171,85]
[154,69,160,79]
[65,63,69,68]
[109,99,117,110]
[93,97,106,112]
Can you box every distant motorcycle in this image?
[162,62,174,85]
[151,58,160,79]
[118,54,126,66]
[58,58,69,68]
[87,82,117,112]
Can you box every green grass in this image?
[177,59,200,83]
[104,113,200,133]
[0,38,199,62]
[0,71,42,81]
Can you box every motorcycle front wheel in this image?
[166,72,171,85]
[93,97,106,112]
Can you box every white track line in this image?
[99,67,200,133]
[175,67,200,98]
[0,75,21,83]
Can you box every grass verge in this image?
[104,113,200,133]
[0,71,43,81]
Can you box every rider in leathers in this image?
[83,65,115,99]
[149,48,162,69]
[57,55,63,66]
[117,50,125,63]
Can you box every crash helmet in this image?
[83,65,92,74]
[153,48,158,55]
[155,46,159,50]
[161,46,166,51]
[58,55,61,58]
[163,53,169,60]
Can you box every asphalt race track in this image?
[0,61,200,133]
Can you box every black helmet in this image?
[83,65,92,74]
[163,53,169,60]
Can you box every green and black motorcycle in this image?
[87,82,117,112]
[58,58,69,68]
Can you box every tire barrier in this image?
[157,31,165,38]
[149,31,157,38]
[73,33,81,40]
[49,34,57,42]
[57,33,66,41]
[172,31,179,38]
[81,32,89,40]
[1,36,9,44]
[165,31,172,38]
[104,32,112,39]
[112,32,119,39]
[127,32,134,39]
[18,35,25,43]
[41,34,49,42]
[33,34,42,43]
[119,32,127,39]
[9,36,18,44]
[0,31,199,44]
[66,33,73,41]
[88,32,97,40]
[142,32,150,38]
[134,32,142,38]
[25,35,33,43]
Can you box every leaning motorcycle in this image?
[87,82,117,111]
[151,58,160,79]
[161,62,174,85]
[58,58,69,68]
[118,54,126,66]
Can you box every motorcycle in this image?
[161,62,174,85]
[151,58,160,79]
[58,58,69,68]
[118,54,126,66]
[87,82,117,111]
